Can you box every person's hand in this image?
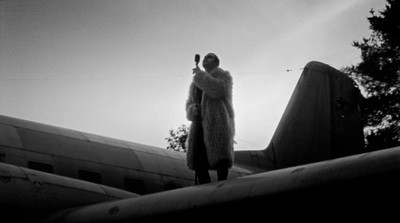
[192,66,201,75]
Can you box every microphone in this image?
[195,54,200,66]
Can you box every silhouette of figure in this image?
[185,53,235,184]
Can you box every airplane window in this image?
[28,161,54,173]
[78,170,102,184]
[0,152,5,162]
[124,177,145,195]
[165,181,181,190]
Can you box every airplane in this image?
[1,61,399,222]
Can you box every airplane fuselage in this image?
[0,115,266,195]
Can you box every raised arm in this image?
[193,68,232,99]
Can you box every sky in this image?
[0,0,387,151]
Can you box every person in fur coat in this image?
[185,53,235,184]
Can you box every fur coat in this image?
[185,67,235,170]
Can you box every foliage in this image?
[165,124,189,152]
[344,0,400,151]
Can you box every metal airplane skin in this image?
[1,61,399,222]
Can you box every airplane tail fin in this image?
[235,61,365,171]
[264,61,365,169]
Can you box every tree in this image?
[344,0,400,151]
[165,124,189,152]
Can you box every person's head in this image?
[202,53,220,72]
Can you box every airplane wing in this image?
[43,146,400,222]
[0,162,137,220]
